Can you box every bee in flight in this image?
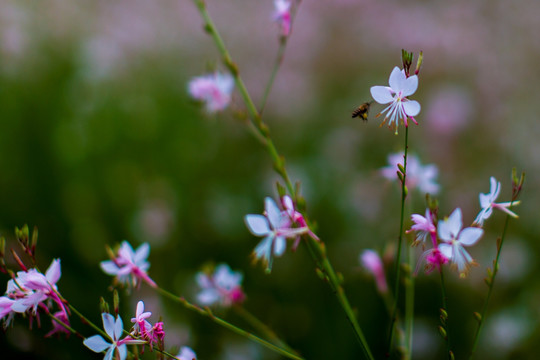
[351,101,373,122]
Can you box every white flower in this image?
[100,241,156,288]
[188,72,234,113]
[83,314,128,360]
[437,208,483,277]
[380,152,440,195]
[370,67,421,134]
[196,264,245,307]
[474,176,520,226]
[244,197,308,273]
[177,346,197,360]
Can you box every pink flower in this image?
[416,247,449,275]
[407,209,437,245]
[281,195,319,250]
[474,176,520,226]
[273,0,292,37]
[370,67,421,134]
[380,152,440,195]
[188,72,234,113]
[360,250,388,294]
[100,241,157,288]
[245,197,309,272]
[0,296,15,325]
[46,310,71,338]
[196,264,245,307]
[437,208,483,277]
[130,301,153,340]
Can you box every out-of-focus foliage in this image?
[0,0,539,359]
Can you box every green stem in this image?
[191,2,374,358]
[404,244,415,360]
[68,303,109,339]
[233,305,299,356]
[439,267,452,359]
[387,126,409,354]
[154,286,304,360]
[469,210,514,359]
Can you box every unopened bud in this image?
[415,51,423,75]
[438,325,447,339]
[473,312,482,322]
[113,290,120,315]
[31,226,38,251]
[0,237,5,258]
[100,297,110,314]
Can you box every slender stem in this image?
[191,1,374,358]
[47,311,79,336]
[154,286,304,360]
[404,244,415,360]
[259,39,286,115]
[233,305,299,355]
[439,267,452,359]
[68,303,109,339]
[387,126,409,354]
[469,210,514,359]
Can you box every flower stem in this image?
[439,267,452,359]
[67,303,109,339]
[387,126,409,354]
[404,244,415,360]
[191,1,374,358]
[469,209,515,359]
[154,286,304,360]
[233,305,299,356]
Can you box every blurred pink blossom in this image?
[196,264,245,308]
[188,72,235,113]
[380,152,440,195]
[273,0,292,37]
[360,250,388,294]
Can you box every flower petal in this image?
[402,100,421,117]
[134,243,150,264]
[458,227,483,246]
[100,261,120,275]
[265,197,282,229]
[45,259,62,285]
[244,215,270,236]
[102,313,116,339]
[273,236,286,256]
[402,75,418,96]
[117,344,128,360]
[438,243,453,260]
[438,208,462,241]
[370,86,394,104]
[388,67,405,91]
[83,335,111,353]
[113,315,124,341]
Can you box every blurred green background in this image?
[1,0,539,359]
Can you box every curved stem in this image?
[469,208,515,359]
[154,286,304,360]
[387,126,409,354]
[233,305,299,356]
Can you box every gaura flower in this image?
[83,313,143,360]
[177,346,197,360]
[273,0,292,37]
[244,197,309,273]
[437,208,483,277]
[380,152,440,195]
[359,250,388,294]
[100,241,157,288]
[196,263,245,307]
[281,195,319,250]
[188,72,234,113]
[407,209,437,245]
[370,66,421,134]
[130,301,153,340]
[474,176,520,226]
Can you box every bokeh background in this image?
[1,0,539,359]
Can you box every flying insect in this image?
[351,101,373,121]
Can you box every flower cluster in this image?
[196,263,245,308]
[100,241,157,289]
[380,152,440,195]
[0,259,69,335]
[244,196,316,272]
[410,177,520,277]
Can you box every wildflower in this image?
[474,176,520,226]
[0,296,15,324]
[100,241,157,288]
[188,72,234,113]
[281,195,319,250]
[370,66,421,134]
[130,301,153,339]
[407,209,437,245]
[380,152,440,195]
[273,0,292,37]
[359,250,388,294]
[9,259,63,315]
[177,346,197,360]
[84,313,143,360]
[437,208,483,277]
[244,197,309,272]
[196,264,245,307]
[416,247,448,275]
[45,310,71,338]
